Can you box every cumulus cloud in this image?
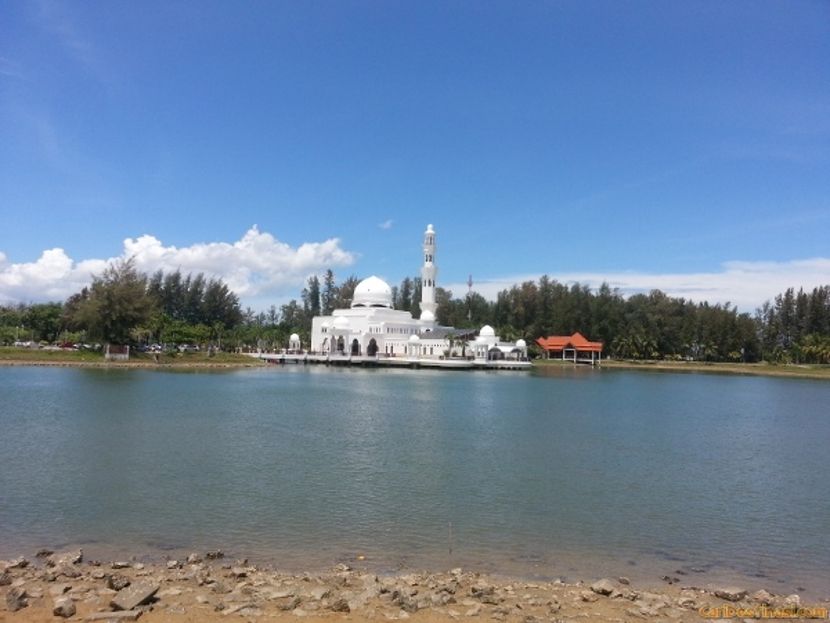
[444,258,830,312]
[378,219,394,230]
[0,226,355,305]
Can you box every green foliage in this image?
[70,258,155,345]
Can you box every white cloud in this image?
[0,226,355,306]
[444,258,830,312]
[378,219,394,230]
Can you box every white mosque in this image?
[307,224,529,368]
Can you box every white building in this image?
[309,224,527,364]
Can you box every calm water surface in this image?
[1,365,828,595]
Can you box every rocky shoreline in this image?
[3,550,827,622]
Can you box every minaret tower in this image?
[420,224,438,319]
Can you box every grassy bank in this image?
[534,357,830,380]
[0,347,266,368]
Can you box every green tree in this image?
[302,275,321,320]
[71,258,155,344]
[23,302,64,342]
[321,269,336,315]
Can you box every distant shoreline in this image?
[534,357,830,380]
[0,348,266,369]
[1,348,828,379]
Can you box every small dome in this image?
[408,334,420,342]
[352,275,393,309]
[479,325,495,337]
[516,339,526,348]
[420,309,435,322]
[333,316,349,329]
[321,320,330,329]
[289,333,300,342]
[426,223,435,234]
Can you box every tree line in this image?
[1,258,828,363]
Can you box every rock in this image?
[166,560,180,570]
[229,567,247,578]
[714,586,747,602]
[6,556,29,569]
[752,589,774,604]
[0,571,11,586]
[211,581,231,594]
[267,590,294,600]
[590,579,616,596]
[221,602,258,615]
[53,595,77,618]
[36,548,55,558]
[111,561,131,569]
[309,587,330,601]
[86,611,143,621]
[27,587,44,599]
[107,574,131,591]
[280,596,302,611]
[580,590,599,603]
[5,586,28,611]
[205,550,224,560]
[334,563,352,572]
[54,564,83,579]
[784,594,801,606]
[49,549,83,567]
[618,576,630,585]
[330,597,350,612]
[470,584,494,598]
[195,594,210,604]
[109,581,159,611]
[91,570,107,580]
[465,604,481,616]
[186,553,202,564]
[49,583,73,597]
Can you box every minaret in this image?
[420,224,437,319]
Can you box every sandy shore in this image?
[3,551,826,622]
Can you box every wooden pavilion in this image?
[536,332,603,365]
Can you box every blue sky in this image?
[1,1,828,309]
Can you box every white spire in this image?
[420,224,437,320]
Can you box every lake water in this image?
[1,364,828,596]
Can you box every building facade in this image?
[309,224,527,363]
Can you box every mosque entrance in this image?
[336,336,345,354]
[367,338,378,357]
[351,339,360,356]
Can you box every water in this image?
[1,364,828,596]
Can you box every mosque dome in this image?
[352,276,393,308]
[408,334,420,342]
[420,309,435,322]
[479,325,496,337]
[516,339,527,349]
[289,333,300,342]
